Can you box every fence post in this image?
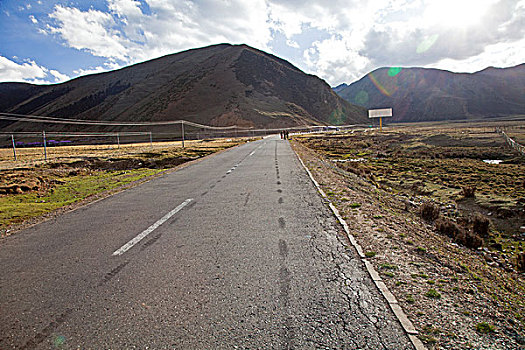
[117,133,120,149]
[43,131,47,161]
[181,121,185,148]
[11,134,17,161]
[149,131,153,148]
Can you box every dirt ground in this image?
[292,122,525,349]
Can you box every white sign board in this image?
[368,108,392,118]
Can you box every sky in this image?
[0,0,524,87]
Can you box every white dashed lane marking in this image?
[112,198,194,256]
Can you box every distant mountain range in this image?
[332,83,348,94]
[335,64,525,122]
[0,44,367,132]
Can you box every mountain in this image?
[332,83,348,94]
[0,44,367,132]
[335,64,525,122]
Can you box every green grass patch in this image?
[425,289,442,299]
[476,322,495,334]
[365,251,377,258]
[380,263,398,270]
[1,168,162,230]
[406,294,415,303]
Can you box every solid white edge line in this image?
[294,151,425,350]
[112,198,193,256]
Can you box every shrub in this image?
[462,185,476,198]
[472,214,490,237]
[455,230,483,249]
[435,218,483,248]
[517,252,525,272]
[435,218,461,238]
[420,202,440,221]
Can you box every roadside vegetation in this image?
[292,121,525,349]
[0,139,247,236]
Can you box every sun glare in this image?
[424,0,495,28]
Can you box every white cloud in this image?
[29,15,37,23]
[47,5,130,61]
[427,35,525,73]
[0,56,69,84]
[45,0,272,65]
[269,0,525,84]
[32,0,525,85]
[73,61,122,76]
[286,39,299,48]
[49,69,70,82]
[0,56,47,82]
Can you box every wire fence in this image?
[0,129,262,165]
[0,112,365,164]
[497,127,525,156]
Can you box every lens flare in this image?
[354,90,369,105]
[388,67,402,77]
[368,72,396,97]
[417,34,439,54]
[53,335,66,347]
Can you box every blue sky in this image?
[1,0,524,86]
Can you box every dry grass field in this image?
[0,138,229,169]
[293,121,525,349]
[0,138,249,235]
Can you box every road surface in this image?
[0,136,413,349]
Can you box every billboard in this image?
[368,108,393,118]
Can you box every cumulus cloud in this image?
[0,56,69,83]
[286,39,299,48]
[47,5,130,61]
[361,0,525,66]
[49,69,70,82]
[44,0,272,65]
[25,0,525,85]
[269,0,525,85]
[73,61,122,76]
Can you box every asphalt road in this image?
[0,136,413,349]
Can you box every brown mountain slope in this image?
[336,64,525,122]
[0,44,367,131]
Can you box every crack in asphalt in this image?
[306,210,406,349]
